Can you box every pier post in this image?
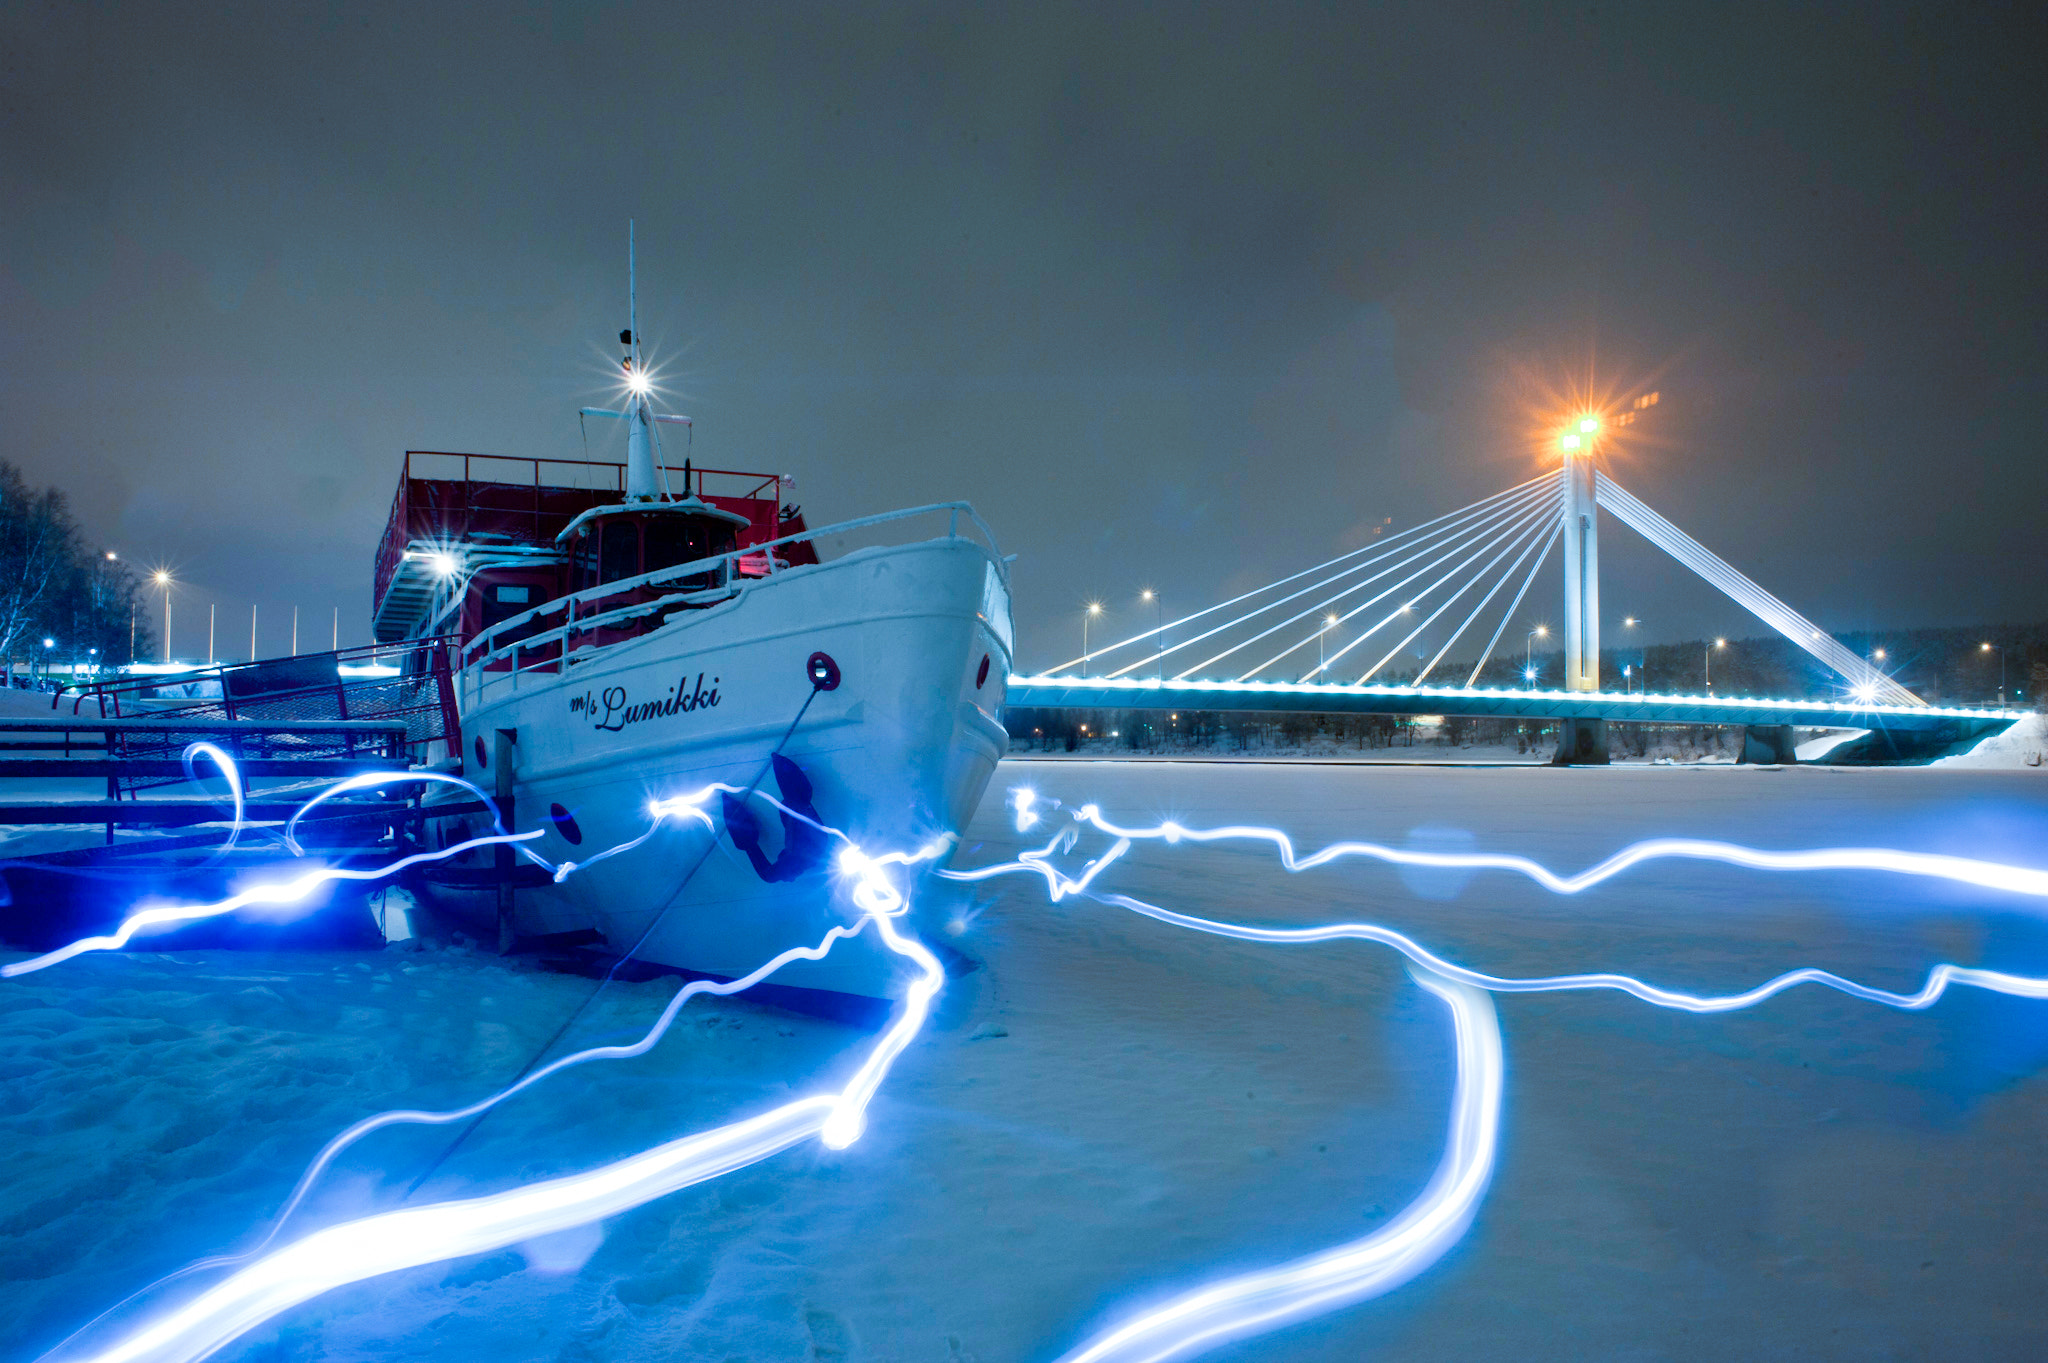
[1552,716,1610,766]
[1741,724,1798,765]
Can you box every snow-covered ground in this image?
[7,760,2048,1361]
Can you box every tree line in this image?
[0,460,151,683]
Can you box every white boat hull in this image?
[426,536,1011,1000]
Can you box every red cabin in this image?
[371,451,816,656]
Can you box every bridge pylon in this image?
[1556,440,1609,763]
[1561,444,1599,693]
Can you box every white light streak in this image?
[944,798,2048,906]
[1056,972,1499,1363]
[46,768,948,1363]
[965,795,2048,1362]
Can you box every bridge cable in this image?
[1415,503,1560,685]
[1149,477,1559,681]
[1320,497,1557,684]
[1353,501,1558,684]
[1232,488,1558,682]
[1042,472,1557,677]
[1464,519,1564,687]
[1393,505,1562,685]
[1175,479,1561,681]
[1261,491,1558,682]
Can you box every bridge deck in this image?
[1006,675,2013,736]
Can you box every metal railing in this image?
[57,638,462,763]
[374,450,790,614]
[458,501,1005,708]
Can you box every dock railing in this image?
[57,638,462,765]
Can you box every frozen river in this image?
[7,759,2048,1361]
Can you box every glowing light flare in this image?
[1056,972,1499,1363]
[1507,359,1669,468]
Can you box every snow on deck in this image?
[6,760,2048,1360]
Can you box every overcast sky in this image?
[3,3,2041,668]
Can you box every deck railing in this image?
[457,501,1005,709]
[373,450,788,615]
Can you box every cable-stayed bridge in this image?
[1009,452,2014,763]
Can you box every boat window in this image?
[570,529,597,592]
[479,580,536,631]
[600,519,639,584]
[644,515,737,589]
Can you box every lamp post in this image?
[1622,616,1642,693]
[1706,637,1725,693]
[1981,641,2007,709]
[1140,589,1162,680]
[1319,613,1338,677]
[1525,624,1547,689]
[152,570,173,664]
[1083,602,1102,677]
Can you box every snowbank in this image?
[1931,711,2047,770]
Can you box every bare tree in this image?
[0,461,80,684]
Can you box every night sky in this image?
[3,3,2042,670]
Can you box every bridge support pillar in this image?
[1552,716,1610,766]
[1741,724,1798,765]
[1561,448,1600,692]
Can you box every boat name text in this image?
[570,673,722,732]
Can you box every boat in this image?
[371,244,1012,1003]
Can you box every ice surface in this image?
[6,760,2048,1361]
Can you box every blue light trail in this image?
[38,763,946,1363]
[951,790,2048,1362]
[24,761,2048,1363]
[948,793,2048,903]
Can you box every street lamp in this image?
[1083,602,1102,677]
[1707,637,1726,692]
[1140,588,1162,680]
[1981,641,2007,709]
[1621,616,1642,693]
[1525,624,1547,688]
[1319,613,1339,677]
[152,569,173,663]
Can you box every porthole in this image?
[549,802,584,845]
[473,734,486,768]
[975,654,990,689]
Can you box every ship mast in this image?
[622,220,660,503]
